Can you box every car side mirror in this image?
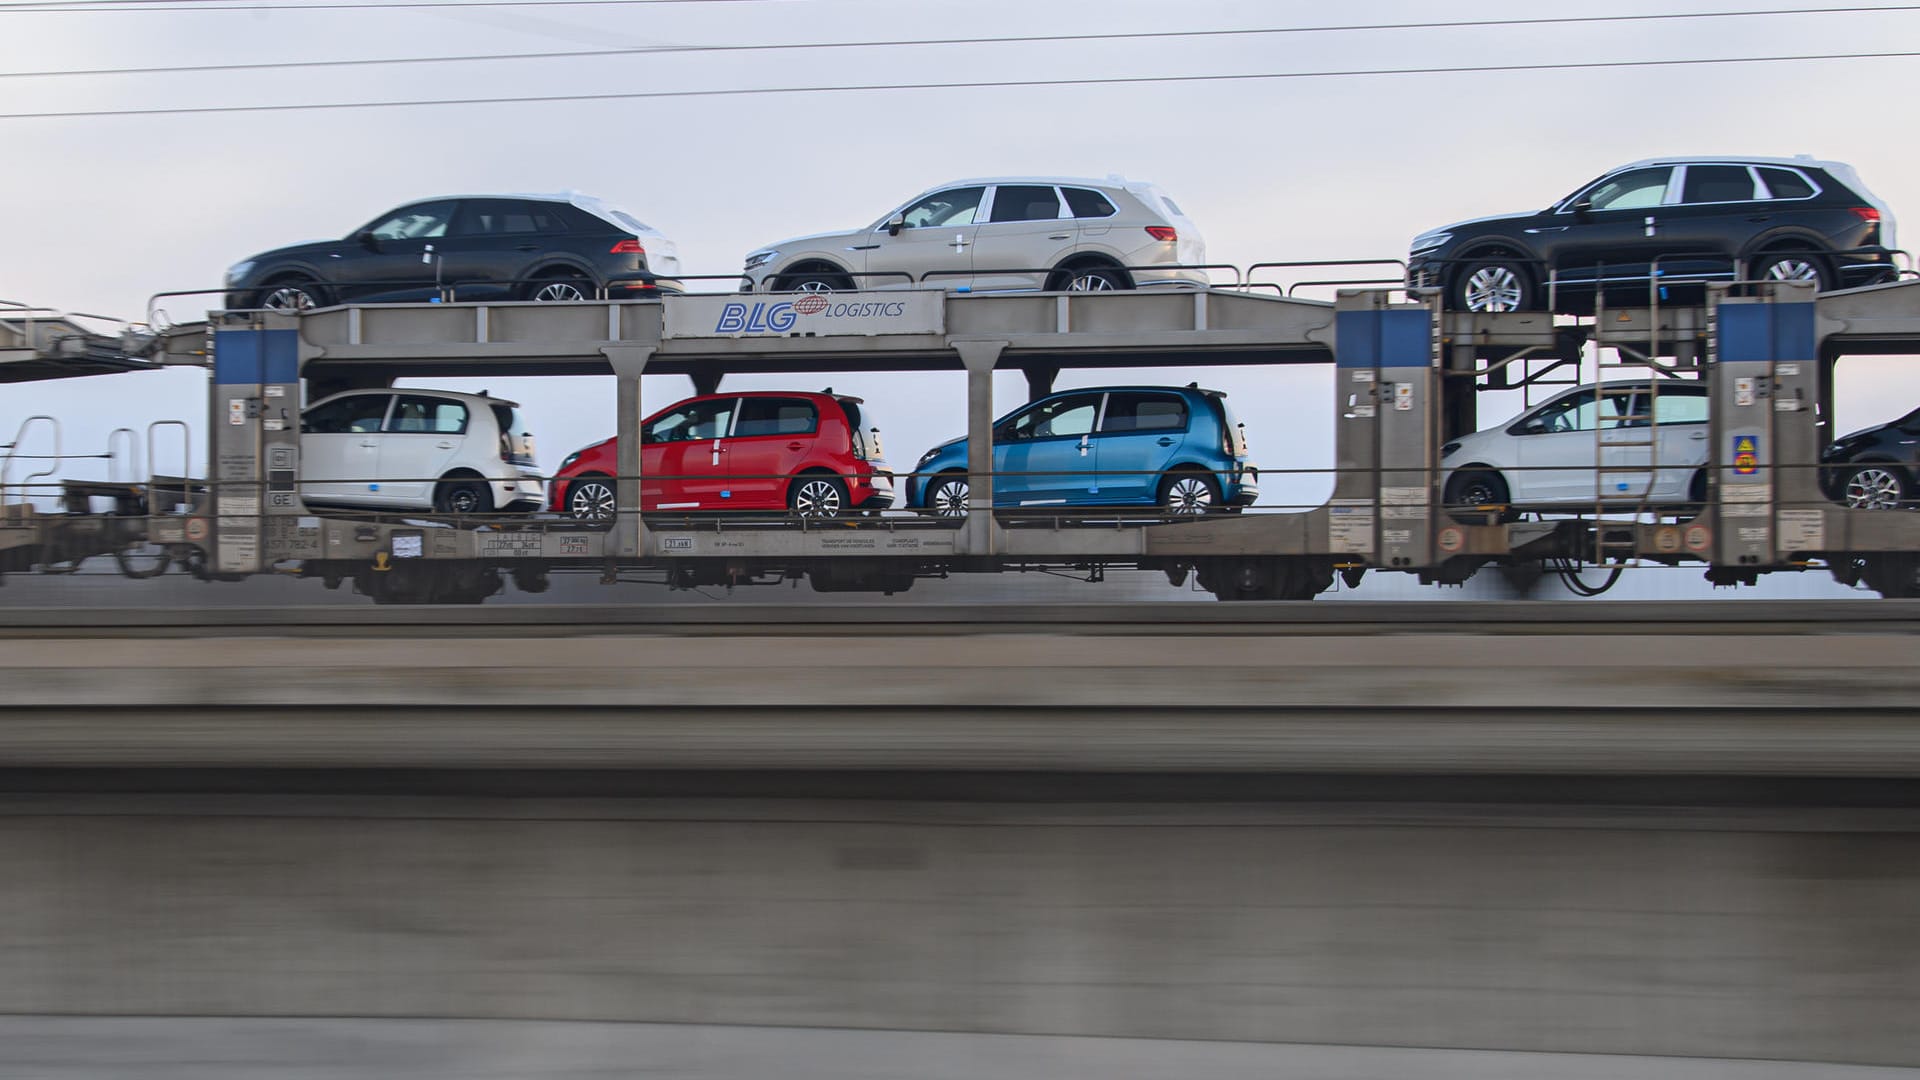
[355,230,380,251]
[1571,198,1593,221]
[1522,417,1549,434]
[886,213,905,237]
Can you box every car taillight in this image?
[1145,226,1177,242]
[610,239,646,254]
[1852,207,1882,224]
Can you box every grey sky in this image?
[4,0,1919,517]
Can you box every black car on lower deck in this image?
[1408,156,1899,313]
[224,193,684,310]
[1822,407,1920,509]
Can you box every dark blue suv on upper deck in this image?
[1408,156,1899,313]
[906,384,1256,516]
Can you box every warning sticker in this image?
[1731,434,1760,476]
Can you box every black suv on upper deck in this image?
[224,193,684,310]
[1408,156,1898,313]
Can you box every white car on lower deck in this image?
[300,388,542,514]
[1441,380,1712,512]
[742,176,1207,294]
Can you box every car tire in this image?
[434,477,494,515]
[526,272,593,302]
[1449,254,1534,313]
[1055,265,1130,292]
[1750,250,1835,292]
[778,270,853,293]
[1444,469,1514,523]
[1158,470,1219,516]
[565,473,617,522]
[927,474,970,518]
[789,473,847,518]
[1842,463,1909,510]
[257,277,322,311]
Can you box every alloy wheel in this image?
[792,478,844,518]
[568,479,617,521]
[1462,266,1524,312]
[1845,466,1905,510]
[533,280,589,302]
[931,478,969,517]
[1164,475,1215,515]
[1760,257,1821,283]
[262,286,316,311]
[1067,272,1118,292]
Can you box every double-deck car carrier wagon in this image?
[7,277,1920,603]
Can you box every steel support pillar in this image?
[954,340,1006,557]
[605,346,655,560]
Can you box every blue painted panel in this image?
[1717,302,1815,364]
[1336,309,1431,368]
[212,328,299,386]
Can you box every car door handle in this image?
[436,441,455,449]
[1156,437,1175,446]
[358,440,378,447]
[1747,216,1772,223]
[1689,431,1708,439]
[514,244,538,251]
[787,442,804,451]
[1048,234,1072,241]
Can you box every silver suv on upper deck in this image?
[741,176,1208,294]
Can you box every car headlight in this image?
[225,260,255,285]
[1409,232,1452,255]
[1441,441,1461,459]
[559,451,581,471]
[743,250,779,271]
[916,447,940,469]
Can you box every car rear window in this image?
[735,397,819,437]
[602,209,654,234]
[1101,392,1189,433]
[1063,187,1118,219]
[1681,166,1757,204]
[1758,167,1817,200]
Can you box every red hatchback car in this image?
[549,391,893,519]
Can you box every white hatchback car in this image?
[1441,380,1711,513]
[300,388,542,513]
[742,176,1208,294]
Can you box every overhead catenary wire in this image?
[3,6,1917,79]
[2,50,1917,121]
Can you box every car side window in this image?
[303,395,391,434]
[1681,165,1757,205]
[643,399,737,444]
[988,185,1064,223]
[365,201,457,241]
[898,187,985,230]
[1526,390,1609,433]
[1100,392,1189,434]
[734,397,818,438]
[1001,394,1102,441]
[1581,168,1672,212]
[388,395,469,434]
[1063,187,1118,219]
[1652,389,1709,424]
[453,199,567,236]
[1757,167,1817,200]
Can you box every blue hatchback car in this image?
[905,385,1257,515]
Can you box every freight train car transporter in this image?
[6,278,1920,604]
